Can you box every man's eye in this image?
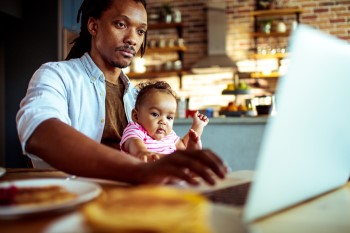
[116,22,126,28]
[138,29,146,35]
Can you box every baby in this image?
[120,81,209,162]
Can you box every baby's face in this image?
[136,91,177,140]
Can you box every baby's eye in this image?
[167,116,174,120]
[151,112,159,117]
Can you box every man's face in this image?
[90,0,147,69]
[135,91,177,141]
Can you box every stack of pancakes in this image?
[82,185,212,233]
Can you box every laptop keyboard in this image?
[203,182,251,206]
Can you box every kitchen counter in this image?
[174,116,269,172]
[174,116,269,125]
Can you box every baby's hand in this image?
[137,152,162,163]
[193,111,209,127]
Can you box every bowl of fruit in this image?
[222,81,251,95]
[219,102,248,117]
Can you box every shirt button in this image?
[101,118,105,124]
[100,92,104,97]
[91,77,96,81]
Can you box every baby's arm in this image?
[181,111,209,148]
[122,138,162,162]
[186,129,202,150]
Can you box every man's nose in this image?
[124,29,137,46]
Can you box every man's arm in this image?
[26,119,227,185]
[26,118,143,183]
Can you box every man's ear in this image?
[131,109,138,122]
[87,17,98,36]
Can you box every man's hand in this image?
[136,151,163,163]
[134,149,228,186]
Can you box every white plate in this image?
[0,178,102,218]
[0,167,5,177]
[44,204,248,233]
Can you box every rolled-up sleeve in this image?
[16,63,71,154]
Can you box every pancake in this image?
[0,185,77,206]
[82,185,212,233]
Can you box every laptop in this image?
[192,24,350,225]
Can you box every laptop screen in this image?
[243,25,350,222]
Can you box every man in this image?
[16,0,227,185]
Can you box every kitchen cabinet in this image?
[249,8,303,79]
[127,22,189,88]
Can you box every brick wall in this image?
[139,0,350,112]
[147,0,350,67]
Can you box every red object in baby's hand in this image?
[186,109,197,118]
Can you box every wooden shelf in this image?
[146,46,187,53]
[250,31,291,38]
[248,7,302,87]
[249,53,287,59]
[131,22,186,87]
[148,22,184,30]
[222,88,269,95]
[127,69,191,79]
[222,89,252,95]
[250,8,303,17]
[250,72,280,78]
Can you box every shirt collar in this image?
[80,52,131,86]
[80,52,104,83]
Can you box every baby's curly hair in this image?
[135,81,177,110]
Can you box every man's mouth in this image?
[119,50,134,58]
[116,45,136,58]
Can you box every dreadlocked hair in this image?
[135,81,177,110]
[65,0,147,60]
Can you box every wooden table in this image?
[0,168,349,233]
[250,182,350,233]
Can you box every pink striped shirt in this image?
[120,122,180,154]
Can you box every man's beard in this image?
[112,44,136,68]
[111,61,130,69]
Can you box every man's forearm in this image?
[25,118,142,183]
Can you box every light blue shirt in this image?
[16,53,137,168]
